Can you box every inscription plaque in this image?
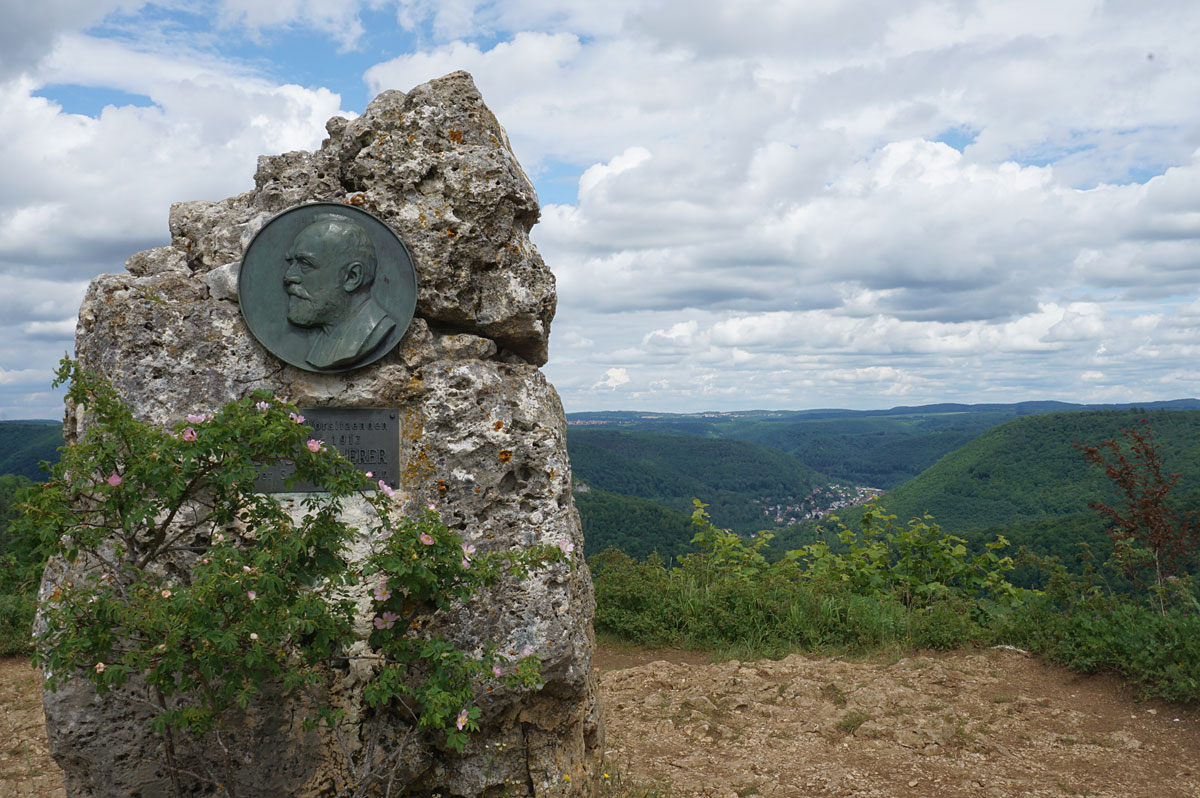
[239,203,417,373]
[255,407,401,493]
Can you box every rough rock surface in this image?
[44,72,601,797]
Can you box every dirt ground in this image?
[0,656,64,798]
[594,645,1200,797]
[4,646,1199,797]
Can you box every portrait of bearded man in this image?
[282,213,397,369]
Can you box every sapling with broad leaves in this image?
[1076,419,1200,614]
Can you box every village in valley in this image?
[758,483,884,527]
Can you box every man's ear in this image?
[342,262,365,292]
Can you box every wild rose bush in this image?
[23,359,563,796]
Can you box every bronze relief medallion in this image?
[238,203,417,373]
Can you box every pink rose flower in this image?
[289,412,306,424]
[181,427,197,441]
[373,611,399,630]
[419,533,434,546]
[456,709,469,730]
[106,473,122,487]
[307,439,324,453]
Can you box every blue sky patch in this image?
[222,6,422,113]
[82,3,425,114]
[88,2,201,40]
[1125,165,1165,185]
[933,126,979,151]
[531,160,583,207]
[33,85,155,117]
[1012,131,1098,168]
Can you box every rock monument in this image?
[45,72,603,796]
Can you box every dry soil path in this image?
[4,647,1199,797]
[595,645,1200,797]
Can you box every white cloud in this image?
[24,319,78,341]
[0,367,52,387]
[364,30,766,171]
[0,276,89,320]
[390,0,635,41]
[540,138,1200,332]
[216,0,366,49]
[554,296,1200,410]
[0,36,346,283]
[594,367,630,389]
[0,0,143,78]
[6,1,1200,418]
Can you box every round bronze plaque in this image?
[238,203,417,373]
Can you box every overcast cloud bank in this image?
[3,1,1199,417]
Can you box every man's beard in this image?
[286,289,343,328]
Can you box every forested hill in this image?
[0,422,61,480]
[567,399,1200,489]
[566,429,826,535]
[867,408,1200,533]
[7,408,1200,567]
[572,487,697,561]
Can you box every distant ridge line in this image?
[566,399,1200,422]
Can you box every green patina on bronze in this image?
[239,203,417,373]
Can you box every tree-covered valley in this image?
[7,399,1200,570]
[566,400,1200,568]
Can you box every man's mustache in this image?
[286,284,312,300]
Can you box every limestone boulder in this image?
[45,71,601,797]
[163,71,554,365]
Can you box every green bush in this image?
[1003,590,1200,702]
[591,500,1009,657]
[0,527,47,655]
[908,598,986,650]
[790,502,1025,613]
[0,473,47,655]
[0,591,35,654]
[590,549,679,644]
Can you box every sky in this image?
[4,0,1200,419]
